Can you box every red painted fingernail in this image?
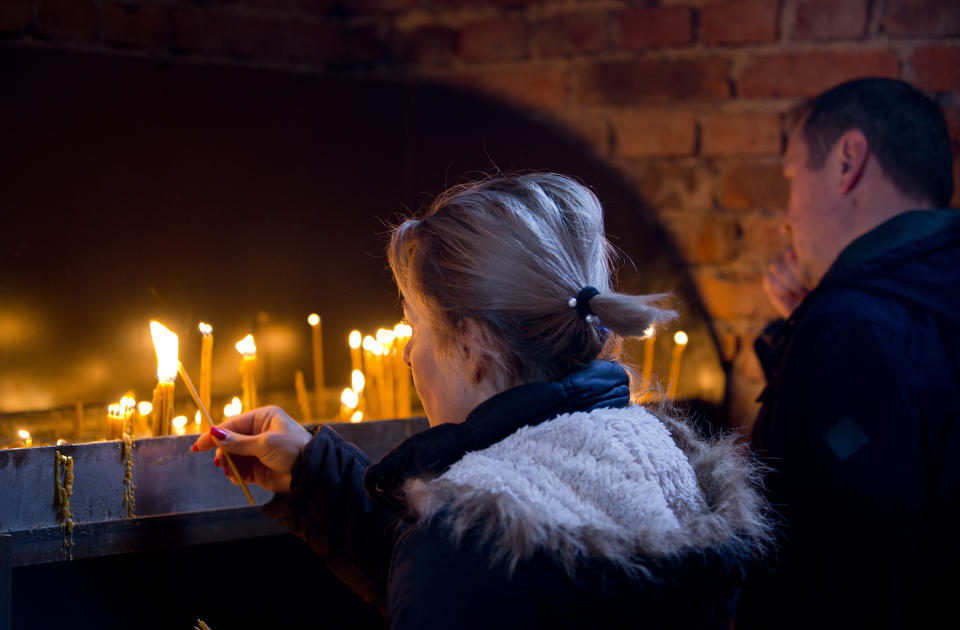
[191,444,199,452]
[214,456,220,467]
[210,427,227,440]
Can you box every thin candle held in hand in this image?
[178,361,255,505]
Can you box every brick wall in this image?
[3,0,959,427]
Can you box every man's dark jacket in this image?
[265,361,765,629]
[738,210,960,628]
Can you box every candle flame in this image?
[18,429,30,440]
[362,335,376,352]
[172,415,187,429]
[120,396,136,412]
[340,387,359,410]
[235,334,257,357]
[643,325,655,339]
[56,439,67,446]
[308,313,320,327]
[194,411,202,426]
[351,370,365,392]
[138,401,152,415]
[350,411,363,423]
[224,397,243,418]
[348,330,362,349]
[394,322,412,338]
[674,331,688,345]
[376,328,395,346]
[198,322,213,336]
[150,321,179,383]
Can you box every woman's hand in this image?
[763,248,811,319]
[191,405,312,494]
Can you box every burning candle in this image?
[308,314,325,419]
[339,387,359,422]
[393,322,412,418]
[107,403,124,440]
[224,396,243,418]
[18,429,32,448]
[198,322,213,413]
[641,325,656,390]
[666,331,689,400]
[194,411,202,433]
[350,410,363,424]
[150,321,179,436]
[172,415,188,436]
[137,401,152,435]
[377,329,396,419]
[348,330,363,375]
[235,334,258,411]
[294,370,313,424]
[362,335,382,419]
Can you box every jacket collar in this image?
[364,360,630,514]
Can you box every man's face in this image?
[782,124,835,288]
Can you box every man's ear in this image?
[836,129,869,195]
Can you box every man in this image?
[737,78,960,628]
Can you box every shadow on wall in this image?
[0,46,723,420]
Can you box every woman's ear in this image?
[457,317,491,384]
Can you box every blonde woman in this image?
[193,173,768,629]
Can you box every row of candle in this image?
[336,323,414,423]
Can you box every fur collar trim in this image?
[404,406,769,574]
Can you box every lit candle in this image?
[172,415,188,436]
[150,321,179,436]
[351,369,366,416]
[107,403,124,440]
[339,387,359,422]
[377,329,396,419]
[194,410,202,433]
[350,410,363,424]
[224,396,243,418]
[294,369,313,423]
[666,331,689,400]
[235,334,257,411]
[641,325,656,389]
[137,401,152,435]
[393,322,412,418]
[198,322,213,412]
[119,396,136,436]
[18,429,32,448]
[362,335,382,418]
[348,330,363,375]
[308,314,325,419]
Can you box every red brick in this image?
[456,66,566,112]
[104,3,167,50]
[792,0,867,41]
[883,0,960,38]
[701,113,781,157]
[577,57,729,106]
[561,113,611,156]
[36,0,98,42]
[618,6,693,49]
[394,25,457,64]
[0,0,32,34]
[631,162,714,210]
[662,211,740,264]
[227,13,288,61]
[738,50,899,98]
[339,0,414,11]
[911,46,960,93]
[171,6,229,55]
[701,0,779,45]
[693,271,779,320]
[460,18,528,63]
[283,19,341,64]
[535,11,609,57]
[615,110,696,158]
[721,162,789,210]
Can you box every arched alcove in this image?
[0,46,723,422]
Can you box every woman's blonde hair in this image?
[389,173,674,386]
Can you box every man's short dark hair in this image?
[798,78,954,207]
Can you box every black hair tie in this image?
[568,286,601,322]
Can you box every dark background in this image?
[0,46,722,416]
